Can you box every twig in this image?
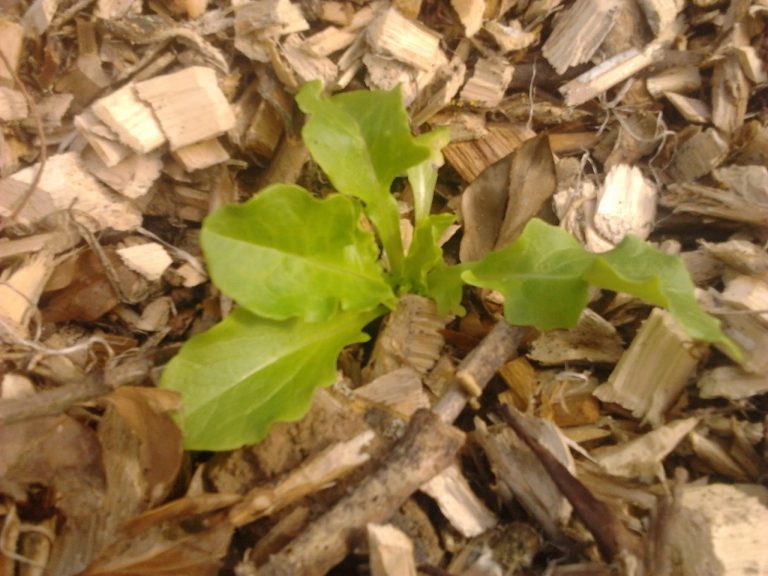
[0,49,47,233]
[433,321,527,423]
[497,405,644,566]
[0,374,111,427]
[248,410,465,576]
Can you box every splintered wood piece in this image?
[721,275,768,325]
[688,430,752,481]
[459,56,514,108]
[95,0,142,19]
[636,0,684,36]
[23,0,58,36]
[354,368,430,417]
[253,410,464,576]
[233,0,309,63]
[243,99,284,159]
[713,164,768,205]
[663,181,768,225]
[0,19,24,85]
[172,138,230,171]
[116,243,173,282]
[484,19,538,52]
[542,0,620,75]
[365,295,450,380]
[528,308,624,365]
[668,127,728,183]
[303,27,358,57]
[499,357,536,412]
[711,54,749,134]
[593,163,657,246]
[75,109,132,168]
[410,56,466,126]
[0,151,142,231]
[0,250,55,338]
[701,239,768,276]
[734,45,768,83]
[420,463,497,538]
[664,92,711,123]
[366,7,442,71]
[594,308,706,427]
[82,147,162,199]
[278,33,339,87]
[668,483,768,576]
[444,122,535,183]
[718,310,768,374]
[594,417,698,480]
[699,366,768,400]
[451,0,485,37]
[367,524,417,576]
[135,66,236,151]
[229,429,376,526]
[363,51,446,106]
[0,88,27,122]
[646,65,702,98]
[92,83,166,154]
[474,416,573,538]
[560,44,664,107]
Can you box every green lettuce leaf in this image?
[584,235,740,357]
[427,262,470,316]
[296,81,433,275]
[160,307,381,450]
[463,219,595,329]
[407,128,450,225]
[403,213,456,295]
[201,184,395,322]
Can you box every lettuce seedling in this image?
[161,81,739,450]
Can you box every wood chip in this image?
[668,483,768,576]
[0,88,28,121]
[367,524,417,576]
[542,0,620,75]
[0,151,142,231]
[134,66,236,151]
[0,250,55,338]
[451,0,485,37]
[92,83,166,154]
[459,56,514,108]
[528,309,624,365]
[0,19,24,85]
[668,127,728,183]
[646,65,702,98]
[593,417,699,480]
[420,463,497,538]
[593,308,707,427]
[354,368,430,417]
[172,138,230,171]
[366,7,442,71]
[116,242,173,282]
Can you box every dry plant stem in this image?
[0,374,110,426]
[433,321,527,423]
[0,50,46,232]
[497,404,643,565]
[252,409,465,576]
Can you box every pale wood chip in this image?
[0,88,28,121]
[668,483,768,576]
[367,524,417,576]
[116,242,173,282]
[420,463,497,538]
[542,0,620,75]
[135,66,236,151]
[91,83,166,154]
[366,6,442,71]
[593,308,706,427]
[592,417,699,479]
[0,19,24,85]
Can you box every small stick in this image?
[248,410,465,576]
[0,375,110,426]
[0,49,47,232]
[433,321,527,423]
[497,404,643,565]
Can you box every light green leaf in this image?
[463,219,595,329]
[407,128,450,225]
[427,262,468,316]
[403,213,455,295]
[201,184,395,322]
[296,81,433,275]
[160,307,381,450]
[585,236,740,357]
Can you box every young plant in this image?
[160,81,738,451]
